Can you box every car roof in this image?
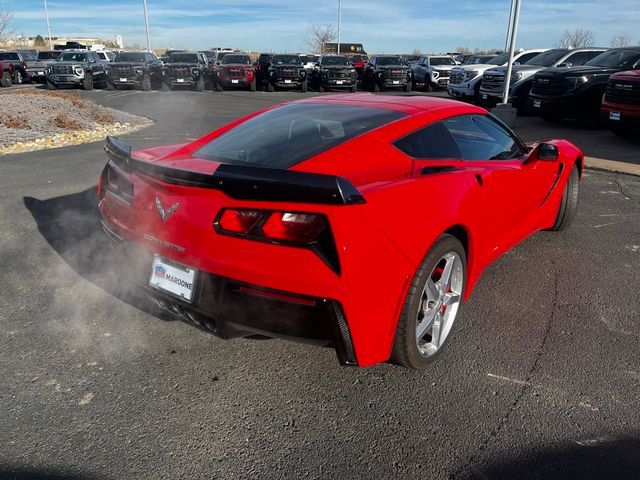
[294,93,485,115]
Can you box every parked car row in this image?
[445,46,640,136]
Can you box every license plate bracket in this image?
[149,255,197,303]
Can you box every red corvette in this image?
[98,94,582,369]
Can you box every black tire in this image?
[391,234,467,369]
[301,79,308,93]
[140,74,151,91]
[161,82,170,91]
[404,82,412,93]
[425,81,434,92]
[548,165,580,231]
[46,79,57,90]
[318,83,325,93]
[105,81,114,90]
[350,84,357,93]
[82,72,93,90]
[195,76,205,91]
[249,78,257,92]
[0,71,11,87]
[373,82,380,93]
[14,70,23,84]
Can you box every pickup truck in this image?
[530,47,640,123]
[0,51,31,84]
[45,50,108,90]
[411,55,457,91]
[311,55,358,92]
[361,55,412,92]
[105,51,164,90]
[0,61,14,87]
[478,48,605,112]
[24,51,60,83]
[215,54,257,91]
[601,69,640,137]
[447,49,547,102]
[265,54,306,92]
[163,51,212,91]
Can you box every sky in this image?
[6,0,640,53]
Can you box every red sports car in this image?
[98,94,582,369]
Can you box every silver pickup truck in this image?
[25,51,60,83]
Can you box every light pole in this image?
[337,0,341,55]
[504,0,515,52]
[143,0,151,52]
[43,0,53,49]
[501,0,521,105]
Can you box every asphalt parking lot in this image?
[1,88,639,479]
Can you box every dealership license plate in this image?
[393,80,400,85]
[119,77,127,82]
[177,78,184,83]
[37,71,44,75]
[482,93,488,99]
[610,111,621,121]
[533,99,541,108]
[232,79,239,84]
[336,80,344,85]
[284,79,292,83]
[149,255,197,303]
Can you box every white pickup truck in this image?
[410,55,457,92]
[447,49,547,102]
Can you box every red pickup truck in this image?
[0,61,14,87]
[601,70,640,137]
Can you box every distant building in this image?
[115,35,124,49]
[8,35,113,49]
[324,43,366,55]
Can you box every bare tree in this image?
[456,46,471,54]
[610,34,632,47]
[556,28,595,48]
[0,7,15,43]
[304,23,336,53]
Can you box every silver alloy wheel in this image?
[415,251,463,357]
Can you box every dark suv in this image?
[106,51,164,90]
[45,50,107,90]
[163,52,212,91]
[362,55,412,92]
[530,47,640,123]
[215,54,256,91]
[310,55,357,92]
[266,54,307,92]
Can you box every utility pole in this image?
[504,0,515,52]
[143,0,151,52]
[337,0,341,55]
[502,0,521,105]
[44,0,53,49]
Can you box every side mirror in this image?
[537,143,559,161]
[556,62,572,68]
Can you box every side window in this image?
[565,51,590,66]
[393,122,462,159]
[443,115,525,161]
[517,52,540,64]
[589,51,602,60]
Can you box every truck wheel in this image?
[249,78,257,92]
[14,70,23,84]
[0,71,11,87]
[267,82,274,92]
[195,77,205,91]
[318,84,325,92]
[425,82,434,92]
[301,79,308,93]
[215,82,224,92]
[46,79,57,90]
[404,82,412,93]
[161,82,170,91]
[105,81,114,90]
[391,234,466,369]
[82,72,94,90]
[350,84,357,93]
[373,82,380,93]
[140,74,151,91]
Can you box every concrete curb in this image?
[585,156,640,177]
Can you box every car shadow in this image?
[23,187,173,323]
[462,435,640,480]
[0,466,102,480]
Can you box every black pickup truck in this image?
[361,55,412,92]
[105,51,164,90]
[530,47,640,123]
[163,52,212,91]
[266,54,307,92]
[310,55,357,92]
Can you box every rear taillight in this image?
[214,208,339,273]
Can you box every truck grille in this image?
[224,67,245,76]
[328,70,352,79]
[52,65,73,75]
[450,70,465,84]
[277,67,298,78]
[169,66,190,78]
[434,69,450,79]
[112,66,135,77]
[481,74,505,92]
[531,75,565,96]
[387,69,407,80]
[605,80,640,105]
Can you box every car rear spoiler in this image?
[104,136,366,206]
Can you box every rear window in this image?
[194,104,407,169]
[38,51,59,60]
[0,52,19,60]
[57,52,87,62]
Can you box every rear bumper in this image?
[218,77,252,87]
[102,220,357,366]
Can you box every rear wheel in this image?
[548,165,580,231]
[391,234,466,369]
[0,71,12,87]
